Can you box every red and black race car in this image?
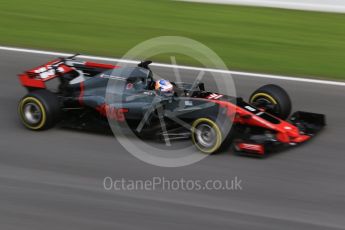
[17,55,325,156]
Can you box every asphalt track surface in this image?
[1,49,345,230]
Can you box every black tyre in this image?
[249,84,291,120]
[191,118,223,154]
[18,90,61,130]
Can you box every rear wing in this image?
[19,59,72,89]
[18,54,119,89]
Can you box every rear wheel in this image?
[191,118,223,154]
[249,84,291,120]
[18,90,61,130]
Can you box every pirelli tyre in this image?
[191,118,223,154]
[18,90,61,130]
[249,84,292,120]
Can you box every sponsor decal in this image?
[244,105,256,112]
[96,104,128,122]
[207,93,223,100]
[126,83,133,90]
[100,74,126,81]
[238,143,264,154]
[184,100,193,106]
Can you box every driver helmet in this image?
[155,79,174,94]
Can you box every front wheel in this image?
[18,90,61,130]
[249,84,292,120]
[191,118,223,154]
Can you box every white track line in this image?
[180,0,345,13]
[1,46,344,87]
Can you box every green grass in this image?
[0,0,345,80]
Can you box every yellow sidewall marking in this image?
[250,93,278,105]
[192,118,222,154]
[19,97,47,130]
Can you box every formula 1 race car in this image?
[17,55,326,156]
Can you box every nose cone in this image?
[284,124,300,138]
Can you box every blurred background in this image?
[0,0,345,79]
